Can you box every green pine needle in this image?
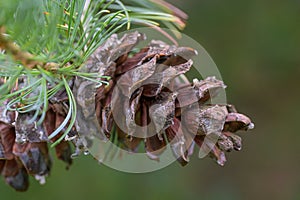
[0,0,186,146]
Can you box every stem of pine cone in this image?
[0,26,58,71]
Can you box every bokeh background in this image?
[1,0,300,199]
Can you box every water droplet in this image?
[35,175,46,185]
[83,150,90,155]
[235,146,242,151]
[248,123,255,129]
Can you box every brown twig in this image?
[0,26,43,69]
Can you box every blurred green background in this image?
[1,0,300,199]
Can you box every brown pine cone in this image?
[74,31,254,166]
[0,98,73,191]
[0,31,254,191]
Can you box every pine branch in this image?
[0,0,188,145]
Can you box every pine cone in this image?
[0,98,73,191]
[0,31,254,191]
[74,31,254,166]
